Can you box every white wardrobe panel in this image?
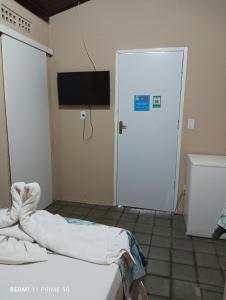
[1,35,52,209]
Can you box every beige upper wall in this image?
[49,0,226,205]
[0,0,49,207]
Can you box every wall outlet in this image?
[187,118,195,129]
[80,111,86,120]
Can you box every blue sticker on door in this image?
[134,95,150,111]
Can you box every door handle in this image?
[119,121,127,134]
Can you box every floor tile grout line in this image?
[191,235,202,299]
[146,256,224,271]
[134,209,141,233]
[145,271,224,286]
[200,285,224,294]
[145,210,156,274]
[148,293,169,299]
[115,207,126,226]
[193,264,224,271]
[146,273,198,284]
[213,239,225,284]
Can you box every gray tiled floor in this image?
[46,200,226,300]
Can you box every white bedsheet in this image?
[0,253,123,300]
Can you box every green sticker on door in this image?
[153,96,161,108]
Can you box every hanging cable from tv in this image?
[76,0,97,143]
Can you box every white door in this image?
[1,35,52,209]
[115,49,187,211]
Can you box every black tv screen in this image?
[57,71,110,106]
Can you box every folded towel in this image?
[0,183,47,264]
[0,182,25,229]
[0,236,47,264]
[20,183,134,265]
[0,224,34,242]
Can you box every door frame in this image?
[114,47,188,210]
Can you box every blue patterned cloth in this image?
[113,229,146,297]
[124,230,146,280]
[65,217,146,281]
[217,205,226,229]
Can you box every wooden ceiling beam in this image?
[14,0,91,22]
[15,0,49,22]
[49,0,91,16]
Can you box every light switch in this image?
[187,118,195,129]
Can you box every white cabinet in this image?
[184,154,226,238]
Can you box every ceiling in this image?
[15,0,91,22]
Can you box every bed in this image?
[0,223,147,300]
[0,183,147,300]
[0,252,124,300]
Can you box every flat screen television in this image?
[57,71,110,106]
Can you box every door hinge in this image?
[177,120,180,129]
[174,181,176,191]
